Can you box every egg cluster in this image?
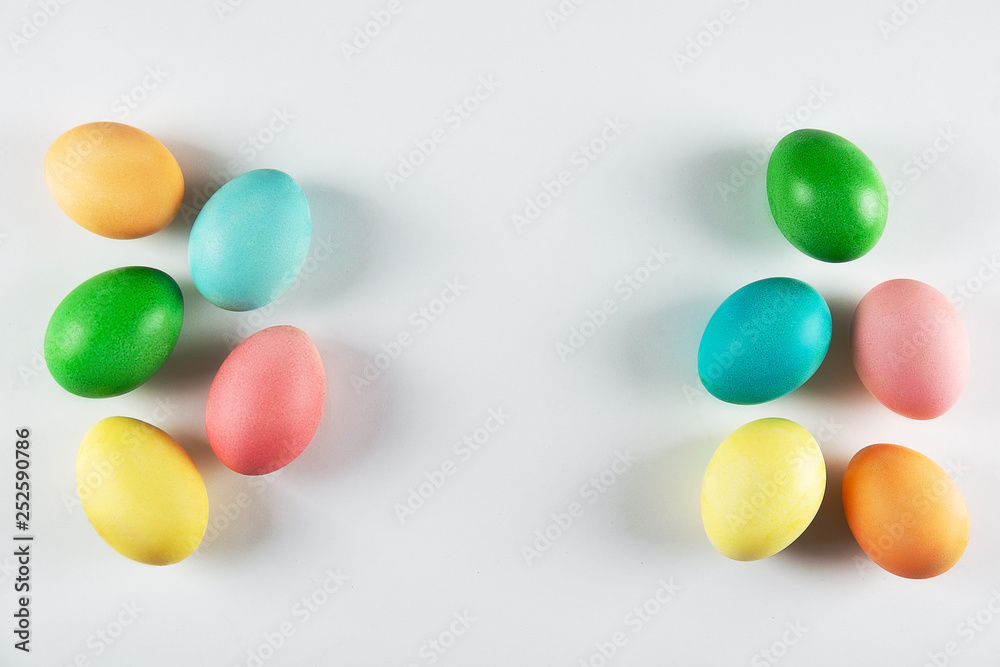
[43,121,326,566]
[698,128,970,579]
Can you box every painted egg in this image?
[843,444,969,578]
[77,417,208,565]
[698,277,832,404]
[701,418,826,561]
[44,122,184,239]
[766,129,888,262]
[851,279,969,419]
[44,266,184,398]
[189,169,311,311]
[206,326,325,475]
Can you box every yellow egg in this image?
[76,417,208,565]
[44,122,184,239]
[701,418,826,560]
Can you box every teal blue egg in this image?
[189,169,311,311]
[698,277,831,404]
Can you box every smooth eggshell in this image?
[851,279,969,419]
[843,444,969,579]
[44,122,184,239]
[77,417,208,565]
[701,418,826,561]
[698,277,831,404]
[206,325,325,475]
[189,169,311,311]
[44,266,184,398]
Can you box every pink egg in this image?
[851,279,969,419]
[206,326,325,475]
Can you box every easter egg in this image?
[77,417,208,565]
[843,444,969,578]
[206,326,325,475]
[189,169,311,311]
[766,129,888,262]
[44,122,184,239]
[701,418,826,561]
[44,267,184,398]
[698,277,831,404]
[851,279,969,419]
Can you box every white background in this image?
[2,1,1000,665]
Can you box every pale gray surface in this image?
[2,1,999,665]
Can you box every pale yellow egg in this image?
[701,418,826,560]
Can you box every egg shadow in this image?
[157,139,238,241]
[613,296,718,393]
[190,448,279,562]
[661,147,785,254]
[140,280,235,392]
[285,338,394,479]
[779,453,858,564]
[295,183,384,306]
[796,296,870,403]
[616,439,716,554]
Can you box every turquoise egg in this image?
[189,169,311,311]
[698,277,831,404]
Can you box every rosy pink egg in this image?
[206,325,325,475]
[851,279,969,420]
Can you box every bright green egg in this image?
[44,266,183,398]
[766,129,888,262]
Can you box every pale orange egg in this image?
[843,443,969,579]
[44,121,184,239]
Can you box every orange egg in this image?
[44,121,184,239]
[843,444,969,579]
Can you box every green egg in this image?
[766,129,888,262]
[44,266,183,398]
